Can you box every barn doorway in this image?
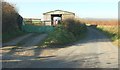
[51,14,62,26]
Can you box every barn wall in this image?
[44,14,51,25]
[62,14,75,20]
[44,14,51,21]
[45,22,51,26]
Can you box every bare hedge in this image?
[2,1,19,33]
[63,18,87,36]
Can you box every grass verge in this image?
[96,25,119,47]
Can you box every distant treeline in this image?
[2,1,23,34]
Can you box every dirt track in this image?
[1,27,119,68]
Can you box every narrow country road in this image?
[1,27,118,68]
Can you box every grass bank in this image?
[96,25,119,47]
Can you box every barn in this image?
[43,10,75,26]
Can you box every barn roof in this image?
[43,10,75,15]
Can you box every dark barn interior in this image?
[51,14,62,25]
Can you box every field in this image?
[79,18,118,26]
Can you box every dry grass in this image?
[97,25,119,47]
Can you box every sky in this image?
[5,0,119,19]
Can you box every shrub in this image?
[43,25,76,45]
[62,18,87,37]
[2,1,19,34]
[2,1,25,42]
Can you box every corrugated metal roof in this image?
[43,10,75,15]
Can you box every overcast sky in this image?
[5,0,119,19]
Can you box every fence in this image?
[22,19,54,33]
[23,19,51,26]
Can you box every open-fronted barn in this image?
[43,10,75,26]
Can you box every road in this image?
[1,27,118,68]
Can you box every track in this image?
[1,27,118,68]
